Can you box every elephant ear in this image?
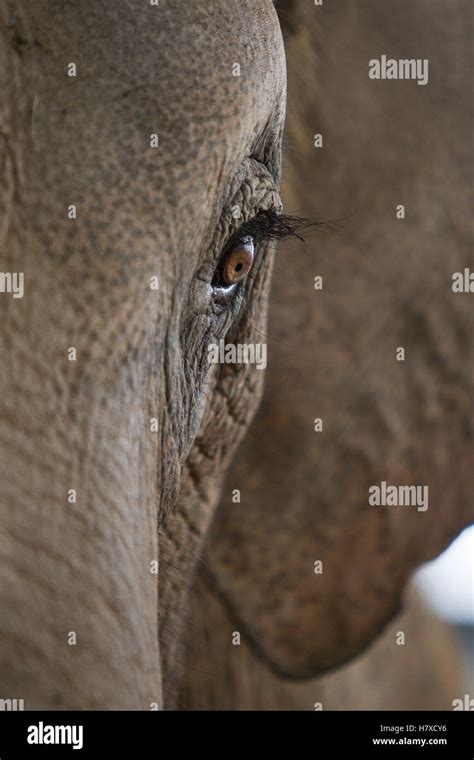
[203,0,474,678]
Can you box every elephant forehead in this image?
[4,1,286,269]
[9,1,285,172]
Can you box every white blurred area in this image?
[415,525,474,624]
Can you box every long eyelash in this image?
[234,209,325,246]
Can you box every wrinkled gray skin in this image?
[0,0,285,708]
[0,0,472,712]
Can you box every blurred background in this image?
[416,527,474,692]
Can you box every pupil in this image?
[235,263,243,272]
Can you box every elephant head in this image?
[1,0,471,712]
[0,0,288,708]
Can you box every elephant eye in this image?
[213,237,255,288]
[211,209,313,293]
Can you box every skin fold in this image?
[0,0,471,710]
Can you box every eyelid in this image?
[195,158,282,287]
[223,157,281,214]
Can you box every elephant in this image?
[0,0,471,711]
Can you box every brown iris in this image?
[218,238,254,287]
